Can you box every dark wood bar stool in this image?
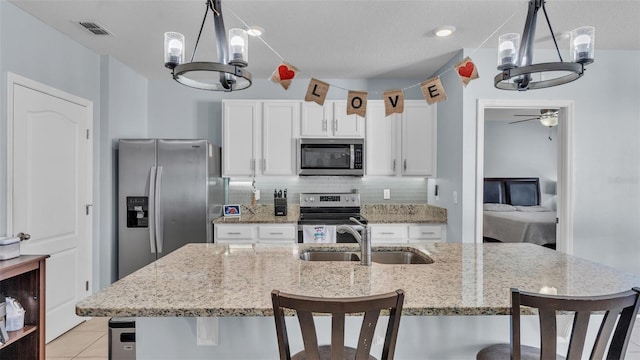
[271,289,405,360]
[476,287,640,360]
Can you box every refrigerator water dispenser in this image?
[126,197,148,228]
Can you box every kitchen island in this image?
[76,243,640,359]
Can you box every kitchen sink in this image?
[370,250,433,264]
[299,251,360,262]
[299,248,433,264]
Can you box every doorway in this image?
[475,99,574,254]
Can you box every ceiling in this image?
[9,0,640,81]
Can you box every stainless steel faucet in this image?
[336,217,371,265]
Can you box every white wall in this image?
[100,56,148,285]
[0,2,151,288]
[429,51,464,242]
[0,1,104,285]
[484,120,558,209]
[460,48,640,273]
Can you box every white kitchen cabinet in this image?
[301,101,364,138]
[369,224,408,244]
[366,102,398,175]
[366,100,437,177]
[222,100,259,177]
[222,100,299,177]
[214,223,297,244]
[261,101,300,176]
[402,102,437,176]
[369,223,446,244]
[408,224,446,244]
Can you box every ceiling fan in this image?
[509,109,559,127]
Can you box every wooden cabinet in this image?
[301,101,364,138]
[366,101,437,177]
[222,100,299,177]
[0,255,48,360]
[369,223,446,244]
[214,224,297,244]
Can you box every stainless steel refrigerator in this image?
[117,139,223,279]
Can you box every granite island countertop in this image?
[76,243,639,318]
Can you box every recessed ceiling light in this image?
[246,26,264,37]
[434,26,456,37]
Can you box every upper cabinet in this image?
[366,100,437,177]
[222,100,299,177]
[262,101,300,176]
[222,100,259,177]
[301,101,364,138]
[223,99,435,178]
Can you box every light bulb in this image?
[164,32,184,68]
[168,39,183,56]
[228,28,248,66]
[571,26,595,64]
[497,33,519,70]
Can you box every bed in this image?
[483,177,556,247]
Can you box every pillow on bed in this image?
[483,203,516,212]
[514,205,552,212]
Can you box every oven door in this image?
[298,139,363,176]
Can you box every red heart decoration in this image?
[278,65,295,81]
[458,62,475,78]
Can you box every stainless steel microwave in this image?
[298,138,364,176]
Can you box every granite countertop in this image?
[213,203,447,224]
[76,243,639,318]
[362,204,447,224]
[213,204,299,224]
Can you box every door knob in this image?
[17,232,31,241]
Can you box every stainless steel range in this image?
[297,192,367,243]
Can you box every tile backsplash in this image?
[228,177,428,205]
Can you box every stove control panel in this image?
[299,193,360,207]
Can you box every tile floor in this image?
[46,317,109,360]
[45,316,640,360]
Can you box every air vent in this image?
[78,21,111,35]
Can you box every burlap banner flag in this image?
[305,78,330,105]
[347,91,368,117]
[455,57,479,87]
[270,62,298,90]
[383,89,404,117]
[421,77,447,105]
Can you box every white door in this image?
[7,73,93,342]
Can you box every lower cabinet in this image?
[370,224,446,244]
[0,255,48,360]
[214,224,297,244]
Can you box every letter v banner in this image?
[383,89,404,117]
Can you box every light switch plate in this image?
[383,189,390,200]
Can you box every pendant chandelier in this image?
[495,0,594,91]
[163,0,252,91]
